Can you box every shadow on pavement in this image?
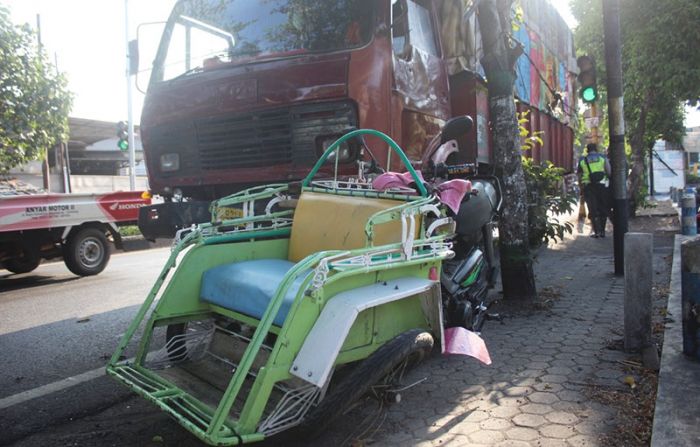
[0,274,80,293]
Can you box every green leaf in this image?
[0,4,73,173]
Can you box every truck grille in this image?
[195,102,356,170]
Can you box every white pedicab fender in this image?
[290,276,443,387]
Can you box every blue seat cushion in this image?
[200,259,310,327]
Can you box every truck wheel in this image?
[293,329,434,439]
[63,227,111,276]
[4,255,40,274]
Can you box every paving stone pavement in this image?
[316,228,672,447]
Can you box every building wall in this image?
[652,141,685,194]
[681,127,700,178]
[69,175,149,193]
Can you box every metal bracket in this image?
[426,217,455,238]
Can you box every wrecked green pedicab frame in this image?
[107,130,456,445]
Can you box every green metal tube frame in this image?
[109,155,448,443]
[364,195,435,246]
[108,230,200,367]
[302,129,428,197]
[108,231,451,444]
[108,233,450,443]
[208,238,452,441]
[211,184,289,210]
[109,187,440,364]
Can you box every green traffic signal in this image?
[581,86,597,103]
[116,120,129,151]
[576,55,598,104]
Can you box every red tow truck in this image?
[0,191,151,276]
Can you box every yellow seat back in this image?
[288,191,408,263]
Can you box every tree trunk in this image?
[627,92,652,212]
[478,0,537,301]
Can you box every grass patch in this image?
[118,225,142,237]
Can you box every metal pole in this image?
[54,52,71,193]
[603,0,628,276]
[590,102,599,144]
[648,145,655,196]
[63,141,72,192]
[125,0,136,191]
[37,14,51,192]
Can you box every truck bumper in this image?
[138,202,211,240]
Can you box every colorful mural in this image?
[438,0,576,128]
[512,0,576,127]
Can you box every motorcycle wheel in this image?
[291,329,434,439]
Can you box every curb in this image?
[120,236,173,252]
[651,235,700,446]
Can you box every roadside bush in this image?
[519,111,576,247]
[686,172,700,185]
[523,158,577,247]
[118,225,141,237]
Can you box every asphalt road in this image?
[0,248,172,445]
[0,247,362,447]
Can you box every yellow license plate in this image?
[216,207,245,220]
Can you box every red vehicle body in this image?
[0,191,151,276]
[138,0,576,239]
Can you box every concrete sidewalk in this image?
[310,220,676,446]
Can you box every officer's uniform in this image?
[577,152,610,237]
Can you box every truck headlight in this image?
[160,153,180,172]
[316,135,357,164]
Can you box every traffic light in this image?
[576,55,598,103]
[117,121,129,151]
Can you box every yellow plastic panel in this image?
[288,192,406,262]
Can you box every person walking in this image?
[577,143,611,238]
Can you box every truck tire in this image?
[63,227,111,276]
[3,255,41,274]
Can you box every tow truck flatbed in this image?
[0,191,151,276]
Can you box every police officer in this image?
[577,143,611,238]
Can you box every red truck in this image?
[0,191,151,276]
[136,0,576,239]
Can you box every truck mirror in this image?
[135,21,167,94]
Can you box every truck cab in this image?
[139,0,454,238]
[137,0,576,239]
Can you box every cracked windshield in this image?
[158,0,374,81]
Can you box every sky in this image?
[5,0,700,128]
[6,0,175,123]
